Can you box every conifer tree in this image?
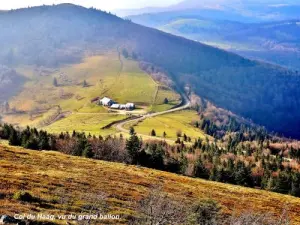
[163,98,169,104]
[194,159,209,179]
[151,129,156,137]
[53,77,58,87]
[183,134,188,142]
[82,142,94,158]
[83,80,88,87]
[163,131,167,138]
[126,127,141,164]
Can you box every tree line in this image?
[1,122,300,197]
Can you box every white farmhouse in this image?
[110,104,120,109]
[126,103,135,110]
[120,104,126,110]
[100,97,114,106]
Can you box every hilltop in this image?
[1,4,300,138]
[1,143,300,224]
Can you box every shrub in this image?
[188,199,221,225]
[151,129,156,137]
[131,187,186,225]
[13,191,36,202]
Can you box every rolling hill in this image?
[1,4,300,138]
[117,0,300,21]
[128,12,300,70]
[1,143,300,224]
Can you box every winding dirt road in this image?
[115,94,191,141]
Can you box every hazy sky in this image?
[0,0,181,10]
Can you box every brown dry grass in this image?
[0,144,300,224]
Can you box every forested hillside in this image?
[0,66,25,104]
[1,4,300,138]
[129,12,300,70]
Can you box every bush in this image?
[151,129,156,137]
[13,191,36,202]
[188,199,221,225]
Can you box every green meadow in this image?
[3,51,180,137]
[125,110,206,141]
[44,113,126,136]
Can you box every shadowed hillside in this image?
[129,12,300,70]
[0,66,25,103]
[1,4,300,138]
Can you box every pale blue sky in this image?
[0,0,181,10]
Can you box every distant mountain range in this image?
[117,0,300,21]
[1,4,300,138]
[128,12,300,70]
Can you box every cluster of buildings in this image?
[99,97,135,111]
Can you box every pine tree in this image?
[151,129,156,137]
[122,49,129,58]
[73,137,87,156]
[83,80,88,87]
[234,161,253,187]
[132,52,138,60]
[291,172,300,197]
[72,130,76,138]
[9,129,20,146]
[3,101,9,113]
[175,138,181,144]
[204,124,209,134]
[163,131,167,138]
[183,133,188,142]
[126,127,141,164]
[24,135,39,150]
[38,131,50,150]
[148,143,164,170]
[209,167,220,181]
[194,159,209,179]
[273,171,291,194]
[179,153,188,174]
[163,98,169,104]
[82,143,94,158]
[53,77,58,87]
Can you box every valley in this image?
[1,3,300,223]
[1,4,300,138]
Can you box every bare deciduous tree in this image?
[79,192,108,225]
[130,186,186,225]
[227,207,290,225]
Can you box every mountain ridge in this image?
[117,0,300,19]
[1,4,300,138]
[128,12,300,69]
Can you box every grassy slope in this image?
[1,144,300,224]
[3,52,180,136]
[125,110,207,141]
[10,53,157,113]
[151,86,181,112]
[44,114,126,136]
